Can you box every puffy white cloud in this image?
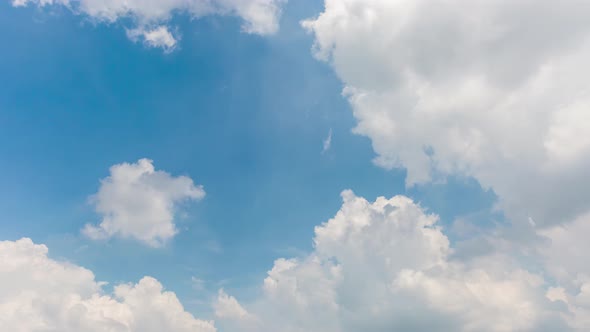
[218,191,577,331]
[82,158,205,247]
[302,0,590,228]
[12,0,285,50]
[0,237,216,332]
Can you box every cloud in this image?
[322,128,332,154]
[126,25,179,52]
[214,289,255,322]
[82,158,205,247]
[0,237,216,332]
[12,0,286,51]
[216,191,581,331]
[540,212,590,286]
[302,0,590,229]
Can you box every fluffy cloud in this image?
[302,0,590,228]
[219,191,580,331]
[82,158,205,247]
[12,0,285,50]
[0,237,216,332]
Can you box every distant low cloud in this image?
[12,0,286,51]
[82,158,204,247]
[0,238,216,331]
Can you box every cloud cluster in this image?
[0,238,216,332]
[302,0,590,228]
[83,158,205,247]
[219,191,589,331]
[293,3,590,328]
[3,193,589,331]
[12,0,286,50]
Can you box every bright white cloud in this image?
[0,237,216,332]
[302,0,590,229]
[215,191,580,331]
[82,158,205,247]
[12,0,286,50]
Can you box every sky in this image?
[1,0,590,331]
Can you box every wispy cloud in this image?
[322,128,332,154]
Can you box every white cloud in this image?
[82,158,205,247]
[215,191,577,331]
[12,0,286,50]
[0,237,216,332]
[214,289,255,322]
[127,25,178,52]
[322,128,332,154]
[302,0,590,229]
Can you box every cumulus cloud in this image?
[217,191,581,331]
[302,0,590,228]
[0,237,216,332]
[298,5,590,330]
[214,289,256,322]
[12,0,286,50]
[82,158,205,247]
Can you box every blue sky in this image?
[3,1,589,331]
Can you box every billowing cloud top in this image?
[217,191,590,331]
[12,0,286,51]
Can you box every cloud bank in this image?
[83,158,205,247]
[12,0,286,50]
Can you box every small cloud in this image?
[82,158,205,247]
[322,128,333,154]
[126,26,179,53]
[528,217,537,227]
